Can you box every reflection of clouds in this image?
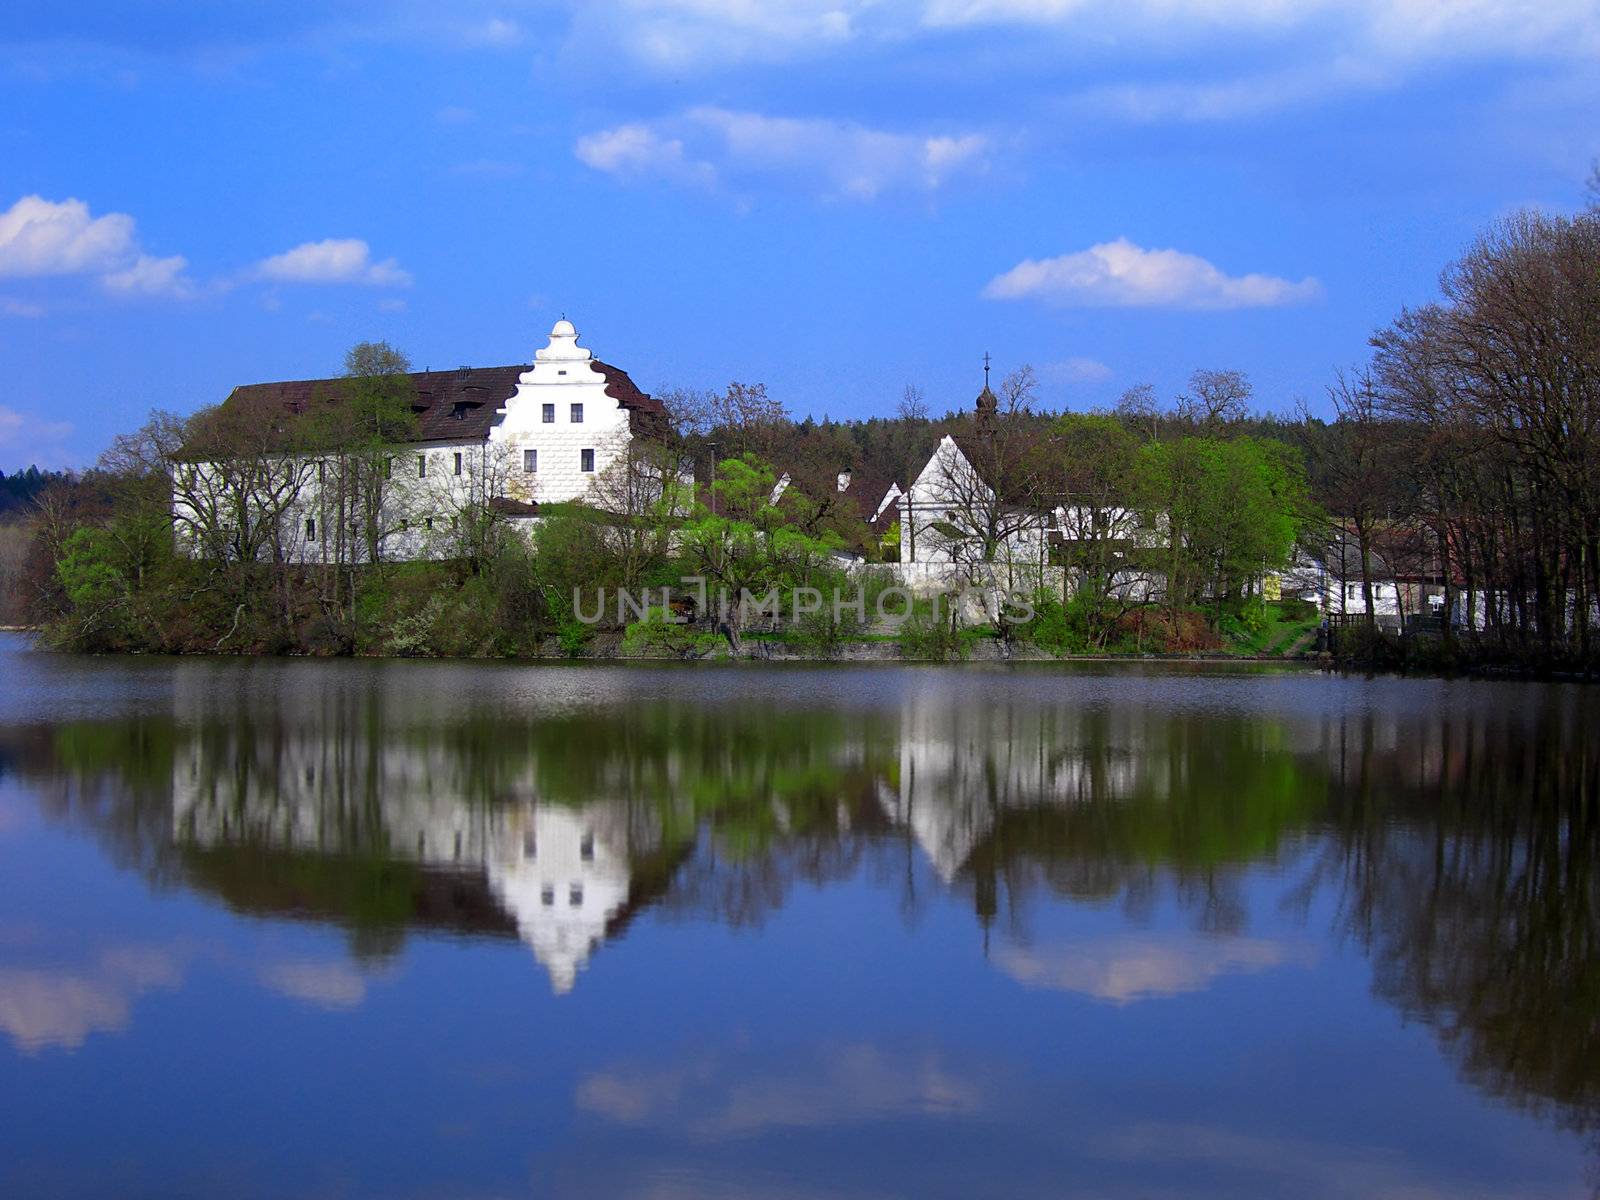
[0,796,26,835]
[578,1043,985,1139]
[258,959,374,1010]
[1086,1121,1565,1200]
[572,1168,895,1200]
[0,945,183,1053]
[996,934,1316,1004]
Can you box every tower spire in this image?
[983,351,991,390]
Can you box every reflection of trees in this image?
[896,703,1324,934]
[1317,690,1600,1141]
[3,670,1597,1147]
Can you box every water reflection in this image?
[1,659,1596,1190]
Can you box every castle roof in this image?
[215,357,665,447]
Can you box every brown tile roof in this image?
[489,497,540,517]
[221,359,664,446]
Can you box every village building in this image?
[893,382,1054,596]
[176,319,670,564]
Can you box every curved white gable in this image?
[489,319,634,504]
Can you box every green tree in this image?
[1135,435,1308,621]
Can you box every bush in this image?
[1016,589,1093,656]
[897,609,973,661]
[623,606,721,659]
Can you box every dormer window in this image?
[570,403,583,423]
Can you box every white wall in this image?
[175,321,641,566]
[488,320,633,506]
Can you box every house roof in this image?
[219,360,665,446]
[848,475,901,533]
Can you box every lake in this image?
[0,632,1595,1198]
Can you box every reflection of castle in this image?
[171,736,641,994]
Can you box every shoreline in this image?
[7,628,1592,680]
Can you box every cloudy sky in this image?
[1,0,1596,469]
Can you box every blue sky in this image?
[1,0,1596,470]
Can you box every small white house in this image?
[1283,534,1405,626]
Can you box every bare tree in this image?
[1115,383,1161,438]
[1314,367,1398,631]
[1176,369,1252,425]
[998,364,1039,413]
[587,441,693,590]
[896,384,929,423]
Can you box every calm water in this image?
[0,633,1596,1199]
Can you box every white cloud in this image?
[576,123,719,189]
[0,946,183,1053]
[996,934,1316,1004]
[563,2,1600,128]
[458,15,523,46]
[577,107,990,201]
[0,404,73,446]
[579,1043,987,1137]
[102,252,194,298]
[1048,356,1114,383]
[259,960,370,1009]
[921,0,1600,60]
[984,237,1321,310]
[0,195,195,298]
[582,0,864,66]
[0,195,135,277]
[253,238,411,287]
[0,296,46,318]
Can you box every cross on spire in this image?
[983,351,991,389]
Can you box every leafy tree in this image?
[1135,435,1309,620]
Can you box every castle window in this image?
[580,832,594,862]
[425,517,434,530]
[570,403,583,423]
[417,454,427,479]
[523,831,537,860]
[569,884,583,907]
[580,449,595,473]
[453,452,463,476]
[541,885,554,906]
[524,448,538,473]
[305,518,317,542]
[542,403,555,424]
